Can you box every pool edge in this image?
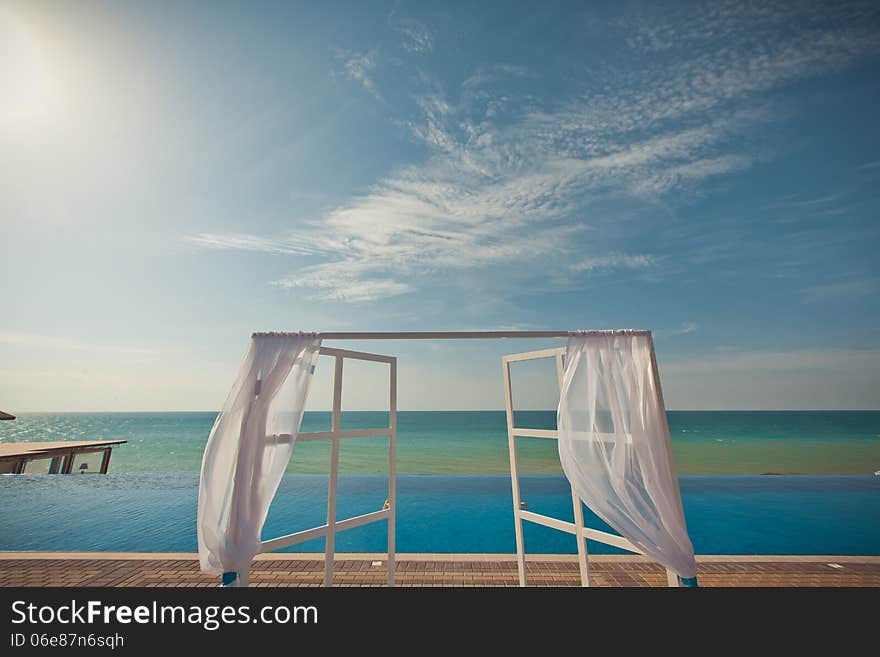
[1,551,878,563]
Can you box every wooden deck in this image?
[1,553,877,587]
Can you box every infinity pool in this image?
[0,475,877,554]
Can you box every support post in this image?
[387,357,397,586]
[556,350,589,587]
[571,492,590,587]
[503,360,527,587]
[325,439,339,587]
[100,448,112,474]
[324,354,344,587]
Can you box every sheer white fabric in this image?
[557,332,697,579]
[198,334,321,576]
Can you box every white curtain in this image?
[198,334,322,577]
[557,331,697,580]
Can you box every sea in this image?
[2,410,879,475]
[1,411,878,555]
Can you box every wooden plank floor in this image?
[1,554,878,587]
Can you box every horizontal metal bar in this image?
[520,510,577,535]
[261,509,390,553]
[502,347,566,363]
[294,428,392,442]
[253,330,650,340]
[334,509,389,531]
[520,510,641,554]
[582,528,641,554]
[318,346,396,364]
[260,524,329,552]
[512,428,558,439]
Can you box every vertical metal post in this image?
[325,354,344,587]
[556,352,590,587]
[387,357,397,586]
[503,360,527,586]
[571,492,590,587]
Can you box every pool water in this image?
[0,475,877,555]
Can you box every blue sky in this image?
[2,0,879,411]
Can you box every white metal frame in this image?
[232,329,684,587]
[258,346,397,587]
[254,330,649,340]
[503,347,681,587]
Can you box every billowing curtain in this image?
[198,334,322,578]
[557,331,697,580]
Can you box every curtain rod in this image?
[251,330,651,340]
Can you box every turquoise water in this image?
[2,411,879,474]
[2,412,878,554]
[0,474,877,554]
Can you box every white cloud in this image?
[552,8,879,142]
[185,232,331,257]
[571,253,655,272]
[631,154,753,195]
[802,278,877,302]
[462,64,533,89]
[190,1,880,303]
[392,18,434,53]
[671,322,699,336]
[338,49,381,99]
[276,276,410,303]
[274,260,412,302]
[766,192,849,211]
[654,322,699,339]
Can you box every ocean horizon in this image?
[2,410,878,475]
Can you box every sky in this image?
[1,0,879,412]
